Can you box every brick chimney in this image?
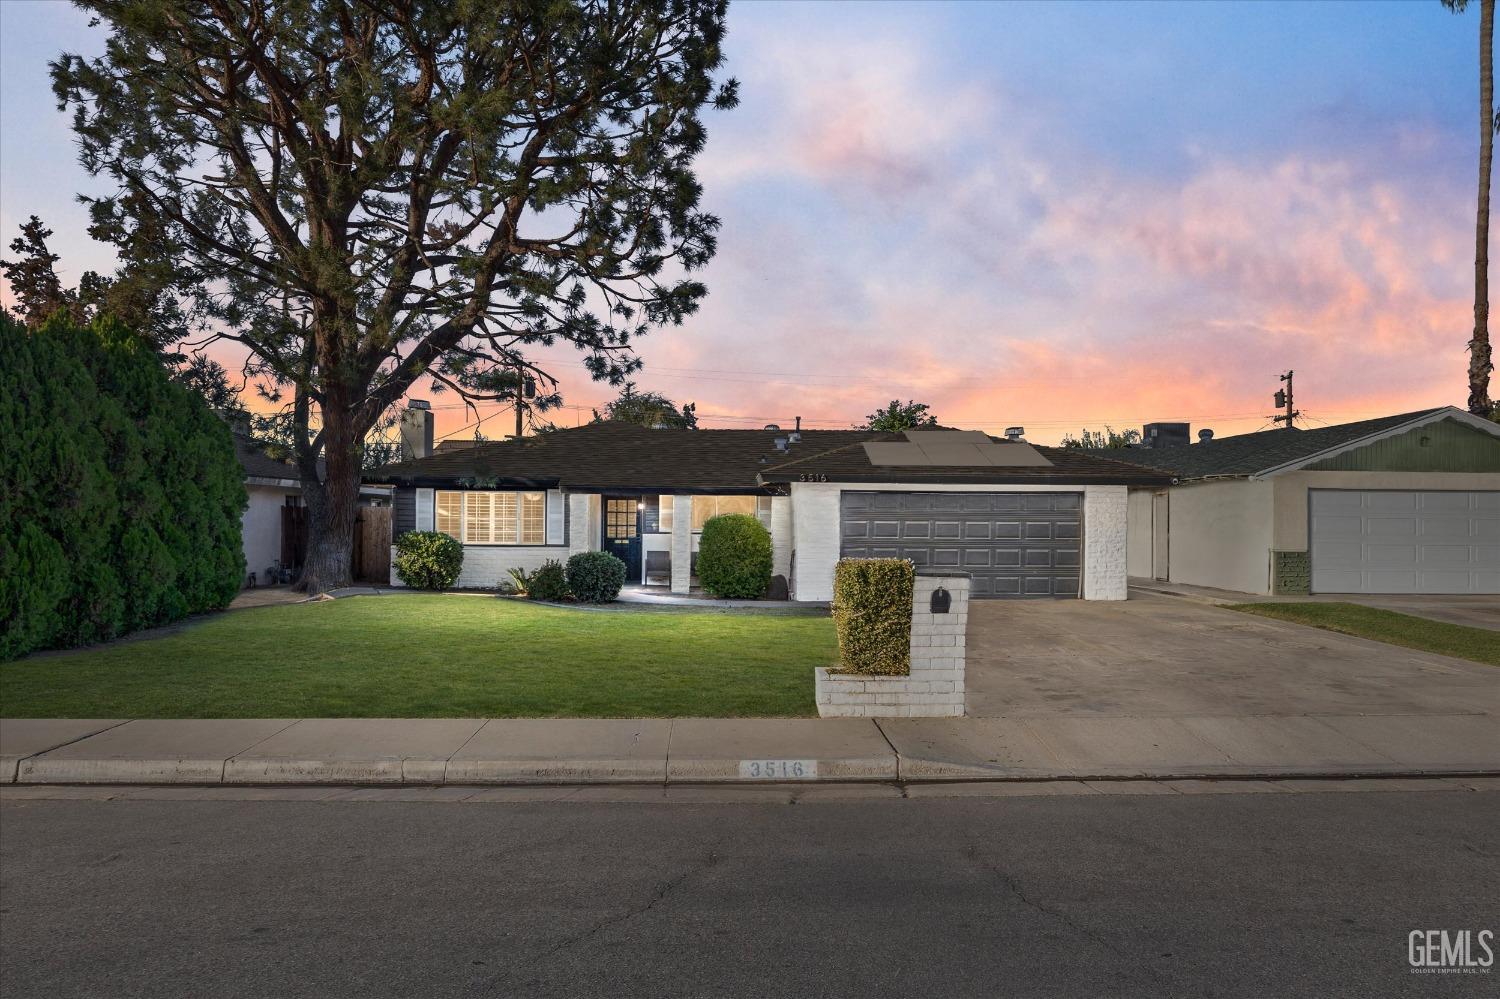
[400,400,434,460]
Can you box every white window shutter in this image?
[546,489,565,545]
[416,488,435,532]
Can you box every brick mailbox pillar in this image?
[815,570,969,718]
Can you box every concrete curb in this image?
[4,715,1496,786]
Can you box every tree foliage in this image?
[52,0,737,592]
[1059,426,1141,449]
[592,382,698,428]
[0,311,245,660]
[864,399,938,432]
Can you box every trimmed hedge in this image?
[697,513,772,599]
[0,312,246,660]
[392,531,464,589]
[566,550,627,603]
[527,559,570,602]
[831,558,914,675]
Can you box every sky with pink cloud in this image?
[0,1,1486,442]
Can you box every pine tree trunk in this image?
[298,411,363,596]
[1471,0,1495,416]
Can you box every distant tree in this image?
[1,217,79,327]
[593,383,698,428]
[1059,426,1141,449]
[864,400,938,432]
[53,0,736,593]
[1445,0,1497,415]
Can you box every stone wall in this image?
[1271,550,1311,595]
[815,572,968,718]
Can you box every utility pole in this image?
[512,361,525,439]
[1270,370,1301,429]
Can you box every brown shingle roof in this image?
[366,423,1168,490]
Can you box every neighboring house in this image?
[366,409,1167,600]
[1101,407,1499,596]
[234,432,392,586]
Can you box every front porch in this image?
[567,491,790,596]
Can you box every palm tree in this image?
[1445,0,1496,416]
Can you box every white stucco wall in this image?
[1126,489,1155,579]
[242,483,298,584]
[788,482,1131,602]
[1082,485,1128,599]
[1162,479,1275,594]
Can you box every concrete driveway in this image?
[965,594,1500,719]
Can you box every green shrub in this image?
[831,558,914,675]
[392,531,464,589]
[697,513,772,598]
[526,559,570,602]
[506,566,533,594]
[566,551,627,603]
[0,312,245,660]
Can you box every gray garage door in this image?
[840,491,1082,598]
[1310,489,1500,594]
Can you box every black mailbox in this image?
[930,586,951,614]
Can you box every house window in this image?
[691,495,760,531]
[435,490,546,545]
[658,495,675,533]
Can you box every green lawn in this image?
[1229,602,1500,667]
[0,596,837,718]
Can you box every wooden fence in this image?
[279,504,391,584]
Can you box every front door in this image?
[602,497,643,582]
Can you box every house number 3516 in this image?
[798,473,828,482]
[739,759,817,779]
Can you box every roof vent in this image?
[1003,427,1025,441]
[1198,428,1214,443]
[773,436,789,452]
[763,424,781,431]
[789,416,802,443]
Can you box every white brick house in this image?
[368,414,1166,601]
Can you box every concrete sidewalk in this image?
[3,713,1496,785]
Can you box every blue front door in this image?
[602,497,642,581]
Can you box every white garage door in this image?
[1309,490,1499,594]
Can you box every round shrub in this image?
[566,551,627,603]
[697,513,772,599]
[392,531,464,589]
[526,558,570,602]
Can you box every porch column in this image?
[670,494,692,593]
[770,494,793,581]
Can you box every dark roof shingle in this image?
[1096,408,1451,479]
[367,423,1168,490]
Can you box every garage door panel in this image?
[1365,517,1418,539]
[840,491,1082,599]
[1422,545,1476,567]
[1365,493,1419,512]
[1312,491,1363,515]
[1419,519,1472,541]
[1314,514,1363,536]
[1309,490,1499,594]
[1365,544,1418,565]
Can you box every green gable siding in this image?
[1305,419,1500,472]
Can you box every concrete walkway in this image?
[3,713,1495,786]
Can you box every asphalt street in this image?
[2,786,1497,998]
